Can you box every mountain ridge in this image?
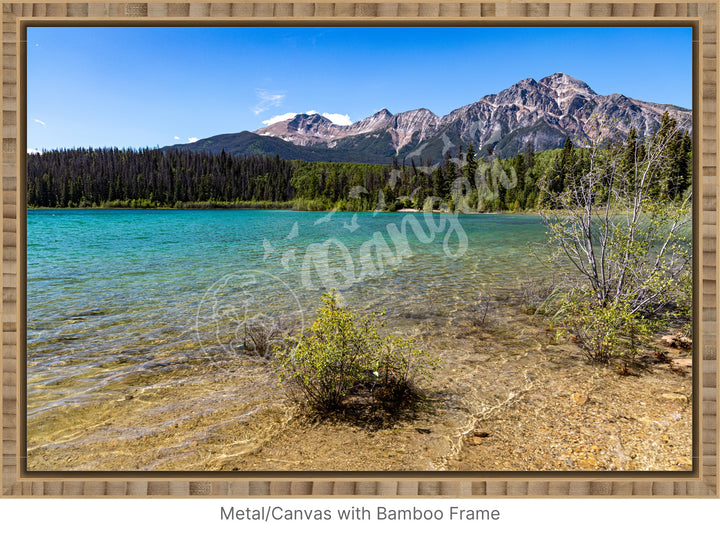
[167,73,690,164]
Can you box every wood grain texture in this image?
[1,1,718,497]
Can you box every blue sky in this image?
[27,26,692,151]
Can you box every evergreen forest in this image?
[27,114,692,213]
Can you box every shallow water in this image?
[26,208,695,472]
[27,209,550,422]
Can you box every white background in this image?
[1,497,717,534]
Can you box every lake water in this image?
[27,209,551,420]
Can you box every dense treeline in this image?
[27,148,300,208]
[27,113,692,211]
[27,147,400,210]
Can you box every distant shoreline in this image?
[27,205,542,216]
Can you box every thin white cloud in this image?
[33,118,46,127]
[28,148,43,154]
[252,89,286,115]
[173,136,180,140]
[188,137,199,143]
[262,110,352,126]
[262,112,300,125]
[322,113,352,126]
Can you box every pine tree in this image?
[464,142,477,181]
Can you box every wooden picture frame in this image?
[1,1,717,497]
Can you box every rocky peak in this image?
[516,77,539,88]
[255,113,342,146]
[388,108,440,149]
[288,113,333,130]
[540,72,596,97]
[393,108,437,125]
[372,108,393,119]
[348,108,395,133]
[490,76,561,115]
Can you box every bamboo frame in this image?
[1,1,717,497]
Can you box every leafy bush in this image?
[558,292,653,365]
[370,334,437,404]
[275,291,440,413]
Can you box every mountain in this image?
[168,73,691,164]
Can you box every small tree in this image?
[275,292,439,413]
[540,116,692,364]
[275,292,371,411]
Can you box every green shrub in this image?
[370,334,437,404]
[558,290,654,366]
[275,291,439,413]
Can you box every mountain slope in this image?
[168,73,691,163]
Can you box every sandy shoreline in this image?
[26,291,692,472]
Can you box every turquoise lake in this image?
[27,209,551,415]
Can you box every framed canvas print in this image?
[1,1,717,498]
